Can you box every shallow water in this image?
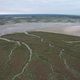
[0,23,80,36]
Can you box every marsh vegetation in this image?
[0,31,80,80]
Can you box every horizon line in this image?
[0,13,80,16]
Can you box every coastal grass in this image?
[0,31,80,80]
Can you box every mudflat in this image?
[0,23,80,36]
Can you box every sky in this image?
[0,0,80,15]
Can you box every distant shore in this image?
[0,23,80,36]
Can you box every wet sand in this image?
[0,23,80,36]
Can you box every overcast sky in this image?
[0,0,80,15]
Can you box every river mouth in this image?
[0,23,80,36]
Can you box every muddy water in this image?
[0,23,80,36]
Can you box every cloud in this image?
[0,8,33,14]
[0,0,80,15]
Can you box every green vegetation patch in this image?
[0,31,80,80]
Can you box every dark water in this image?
[0,14,80,25]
